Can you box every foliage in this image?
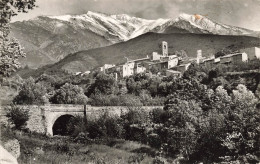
[139,90,166,106]
[66,116,87,138]
[151,84,260,163]
[0,0,36,77]
[89,93,143,106]
[13,77,48,105]
[86,72,118,96]
[36,73,63,92]
[150,65,159,74]
[120,109,150,143]
[6,105,29,130]
[86,111,124,139]
[50,83,88,104]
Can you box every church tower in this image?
[196,50,202,64]
[162,41,168,57]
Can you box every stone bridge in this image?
[0,105,163,136]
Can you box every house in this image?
[175,63,191,73]
[134,63,146,74]
[219,53,248,64]
[167,57,179,68]
[240,47,260,60]
[151,57,179,71]
[98,64,115,72]
[122,61,135,77]
[152,52,161,61]
[81,71,91,76]
[161,55,178,61]
[214,58,220,64]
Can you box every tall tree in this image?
[0,0,36,77]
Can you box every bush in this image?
[13,77,48,105]
[68,111,124,140]
[89,94,143,106]
[86,73,119,96]
[87,111,124,139]
[66,115,87,137]
[121,109,150,143]
[50,83,88,104]
[6,105,29,130]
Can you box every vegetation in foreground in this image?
[1,126,172,164]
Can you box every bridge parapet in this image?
[1,104,164,136]
[45,104,85,112]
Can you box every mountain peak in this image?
[19,12,257,43]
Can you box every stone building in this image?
[219,52,248,64]
[122,62,135,77]
[151,56,179,71]
[203,57,220,68]
[162,41,168,57]
[98,64,115,72]
[151,52,161,61]
[175,63,191,73]
[134,63,146,74]
[196,50,203,64]
[240,47,260,60]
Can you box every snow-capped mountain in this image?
[10,11,258,68]
[48,11,256,42]
[169,13,255,35]
[47,11,170,43]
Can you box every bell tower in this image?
[196,50,202,64]
[162,41,168,57]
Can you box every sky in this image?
[12,0,260,31]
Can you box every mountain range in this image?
[17,32,260,78]
[10,11,260,69]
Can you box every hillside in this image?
[18,32,260,77]
[10,16,112,68]
[10,12,259,68]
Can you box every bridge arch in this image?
[52,114,76,136]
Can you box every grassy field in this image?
[3,130,173,164]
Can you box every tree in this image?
[87,73,118,96]
[13,77,48,105]
[150,65,159,74]
[6,105,29,130]
[0,0,36,77]
[50,83,88,104]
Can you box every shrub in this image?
[6,105,29,130]
[121,109,150,143]
[75,111,125,139]
[89,94,143,106]
[50,83,88,104]
[66,115,87,137]
[86,73,119,96]
[13,77,48,105]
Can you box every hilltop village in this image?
[92,41,260,79]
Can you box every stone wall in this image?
[0,105,164,136]
[85,106,164,120]
[3,139,20,159]
[22,105,46,134]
